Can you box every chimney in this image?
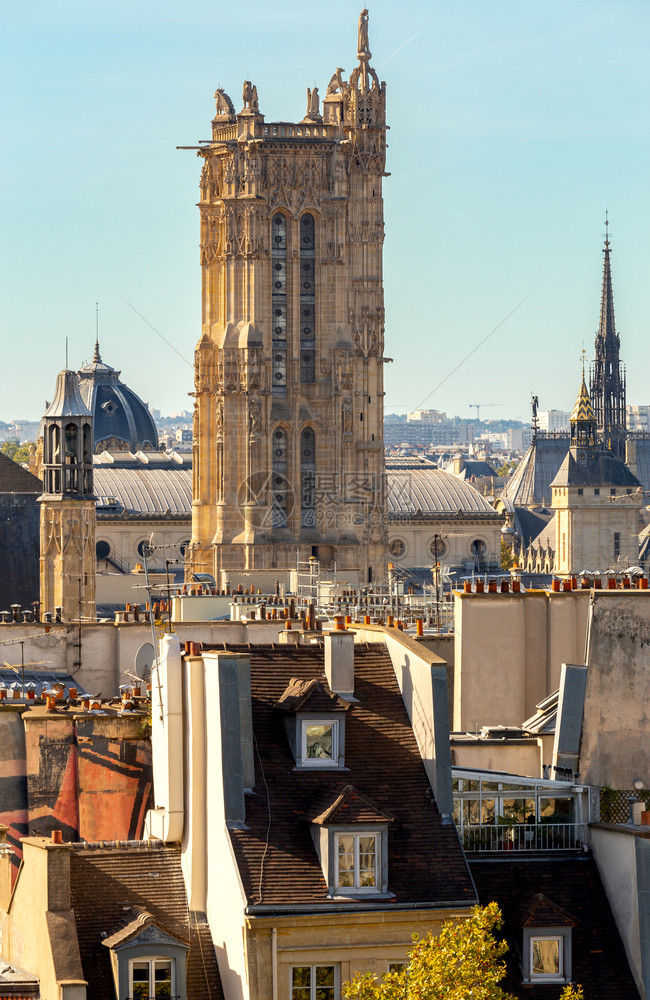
[324,626,355,698]
[204,652,254,824]
[453,452,464,475]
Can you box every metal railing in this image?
[461,823,586,853]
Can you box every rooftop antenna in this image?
[65,336,69,370]
[94,302,100,361]
[604,210,610,248]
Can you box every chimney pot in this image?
[51,830,63,844]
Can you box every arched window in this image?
[301,428,316,528]
[300,214,316,383]
[271,428,289,527]
[271,214,287,396]
[471,538,488,571]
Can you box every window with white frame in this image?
[130,957,175,998]
[335,831,379,890]
[300,719,339,767]
[291,965,338,1000]
[530,935,563,981]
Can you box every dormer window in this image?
[521,894,574,985]
[530,936,563,981]
[306,785,393,898]
[335,831,379,890]
[274,677,350,770]
[302,719,340,767]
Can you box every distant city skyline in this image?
[3,0,650,423]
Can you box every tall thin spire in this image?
[93,302,101,363]
[589,216,627,461]
[597,212,618,355]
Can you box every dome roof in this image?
[386,467,500,517]
[77,343,159,454]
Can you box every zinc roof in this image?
[93,467,192,516]
[386,468,499,518]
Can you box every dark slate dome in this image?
[77,343,159,454]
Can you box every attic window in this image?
[530,937,562,978]
[131,958,174,998]
[335,832,379,890]
[301,719,339,767]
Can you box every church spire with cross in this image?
[589,213,627,460]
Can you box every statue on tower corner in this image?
[358,8,370,55]
[303,86,322,122]
[242,81,259,112]
[214,88,235,119]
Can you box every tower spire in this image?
[94,302,101,363]
[589,216,627,460]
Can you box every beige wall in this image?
[581,592,650,788]
[0,618,302,700]
[96,520,190,574]
[0,839,86,1000]
[245,910,468,1000]
[453,589,590,731]
[553,485,641,575]
[450,739,544,778]
[387,519,502,572]
[591,826,644,998]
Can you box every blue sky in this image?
[2,0,649,423]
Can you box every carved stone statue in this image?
[242,81,259,111]
[306,87,320,116]
[214,88,235,117]
[358,9,369,54]
[326,68,345,95]
[342,399,353,434]
[249,400,261,437]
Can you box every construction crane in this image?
[469,403,505,423]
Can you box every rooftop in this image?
[222,642,476,911]
[70,842,222,1000]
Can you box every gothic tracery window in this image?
[301,428,316,528]
[271,214,288,396]
[300,214,316,383]
[271,427,289,527]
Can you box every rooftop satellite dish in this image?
[134,642,155,680]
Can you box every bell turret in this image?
[570,368,597,462]
[39,369,96,621]
[41,370,94,498]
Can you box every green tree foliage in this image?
[497,460,518,477]
[344,904,583,1000]
[501,538,515,571]
[0,441,33,465]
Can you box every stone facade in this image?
[189,13,388,587]
[40,500,96,620]
[39,371,96,621]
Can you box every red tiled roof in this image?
[221,642,476,910]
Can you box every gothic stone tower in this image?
[590,221,627,461]
[39,370,96,620]
[189,11,388,587]
[551,369,640,576]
